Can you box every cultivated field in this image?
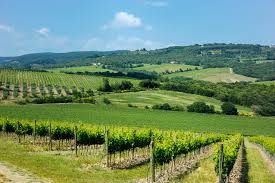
[0,69,139,90]
[48,65,113,73]
[0,117,274,183]
[132,64,199,73]
[0,103,274,136]
[96,90,251,113]
[166,68,257,83]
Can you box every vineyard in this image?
[1,117,273,183]
[0,81,85,100]
[0,69,139,90]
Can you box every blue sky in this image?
[0,0,275,56]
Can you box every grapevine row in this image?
[154,132,224,165]
[249,136,275,155]
[213,134,242,177]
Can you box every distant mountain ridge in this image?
[0,50,128,68]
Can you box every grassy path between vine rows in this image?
[0,138,147,183]
[0,162,49,183]
[172,156,217,183]
[245,139,275,183]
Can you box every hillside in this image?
[165,68,257,83]
[132,64,199,73]
[0,69,139,90]
[1,43,275,81]
[96,90,251,113]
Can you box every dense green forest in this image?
[1,43,275,81]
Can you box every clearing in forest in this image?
[166,68,257,83]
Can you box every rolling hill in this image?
[165,68,257,83]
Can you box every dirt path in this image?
[0,162,49,183]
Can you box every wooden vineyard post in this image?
[17,121,21,143]
[49,122,52,151]
[150,134,155,183]
[132,130,136,160]
[173,133,177,169]
[33,119,37,145]
[105,129,109,167]
[74,126,78,156]
[219,144,224,183]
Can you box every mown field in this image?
[96,90,251,113]
[166,68,257,83]
[0,103,274,136]
[48,65,114,73]
[132,64,199,73]
[0,69,139,90]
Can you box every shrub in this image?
[171,105,185,111]
[221,102,238,115]
[251,104,275,116]
[32,96,73,104]
[139,80,160,89]
[99,78,112,92]
[152,103,172,110]
[103,97,111,105]
[86,89,94,97]
[119,80,134,90]
[144,105,150,109]
[187,102,215,113]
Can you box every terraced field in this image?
[132,64,199,73]
[0,69,139,90]
[166,68,257,83]
[97,90,251,113]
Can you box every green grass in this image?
[0,139,147,183]
[246,140,275,183]
[48,65,114,73]
[96,90,251,113]
[0,103,274,136]
[173,157,217,183]
[132,64,199,73]
[0,69,139,90]
[254,80,275,86]
[166,68,256,83]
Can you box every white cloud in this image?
[0,24,14,32]
[36,27,50,37]
[103,11,143,29]
[145,1,168,7]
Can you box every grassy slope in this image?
[48,65,114,73]
[0,69,139,90]
[133,64,199,73]
[97,90,251,113]
[0,139,147,183]
[246,140,275,183]
[0,104,274,136]
[254,80,275,86]
[166,68,256,83]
